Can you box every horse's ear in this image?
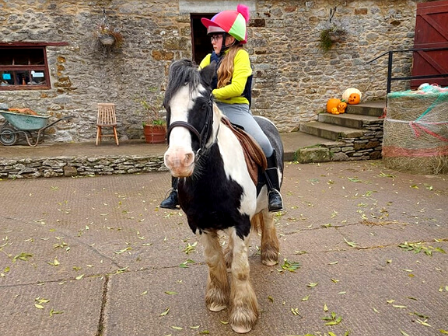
[200,61,216,88]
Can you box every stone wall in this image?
[0,154,167,179]
[330,119,384,160]
[0,0,426,143]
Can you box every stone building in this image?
[0,0,430,143]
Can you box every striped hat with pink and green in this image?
[201,4,250,44]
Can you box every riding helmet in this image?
[201,4,250,44]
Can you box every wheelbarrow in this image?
[0,111,73,146]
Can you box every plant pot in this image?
[99,35,115,46]
[143,124,166,144]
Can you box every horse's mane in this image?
[164,59,202,107]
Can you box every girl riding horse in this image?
[160,4,283,212]
[163,57,282,334]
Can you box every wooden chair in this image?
[96,103,119,146]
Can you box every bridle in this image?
[166,94,215,157]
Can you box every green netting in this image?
[383,85,448,174]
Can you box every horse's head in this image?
[163,59,218,177]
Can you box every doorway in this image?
[191,14,214,65]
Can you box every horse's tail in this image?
[254,115,284,175]
[251,211,279,265]
[251,212,263,235]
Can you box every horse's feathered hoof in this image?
[206,286,229,312]
[230,305,258,334]
[207,302,227,312]
[261,257,278,266]
[231,324,252,334]
[261,249,279,266]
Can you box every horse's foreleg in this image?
[200,231,229,312]
[259,210,280,266]
[228,228,258,334]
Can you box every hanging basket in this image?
[328,29,347,43]
[99,35,115,46]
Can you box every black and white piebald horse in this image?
[163,59,283,333]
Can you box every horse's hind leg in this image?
[258,210,279,266]
[200,230,229,312]
[223,233,234,270]
[228,227,259,333]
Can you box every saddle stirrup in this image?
[160,177,179,209]
[264,150,283,212]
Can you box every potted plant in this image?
[319,27,346,52]
[319,6,346,53]
[140,90,166,144]
[94,10,123,49]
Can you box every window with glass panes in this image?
[0,46,50,90]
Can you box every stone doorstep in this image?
[294,120,383,163]
[318,112,383,129]
[295,102,385,163]
[346,100,386,117]
[295,145,337,164]
[300,121,368,141]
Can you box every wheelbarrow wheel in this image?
[0,126,18,146]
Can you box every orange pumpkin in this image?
[348,93,361,105]
[342,88,362,102]
[337,101,347,113]
[326,98,341,113]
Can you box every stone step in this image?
[346,100,386,117]
[281,131,342,161]
[299,121,368,141]
[294,100,385,163]
[318,112,383,128]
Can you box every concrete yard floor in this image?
[0,160,447,336]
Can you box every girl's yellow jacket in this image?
[199,49,252,105]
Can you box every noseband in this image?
[166,95,214,156]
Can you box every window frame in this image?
[0,42,68,91]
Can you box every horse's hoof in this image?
[261,251,279,266]
[207,303,227,312]
[206,287,229,312]
[230,306,258,334]
[261,258,278,266]
[231,324,252,334]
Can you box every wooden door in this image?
[411,0,448,88]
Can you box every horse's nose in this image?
[184,152,194,166]
[164,150,194,167]
[164,148,195,176]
